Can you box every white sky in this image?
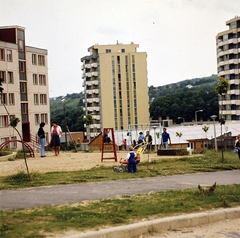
[1,0,239,97]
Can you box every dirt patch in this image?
[0,150,157,176]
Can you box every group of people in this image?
[124,127,171,173]
[37,120,62,157]
[125,127,171,151]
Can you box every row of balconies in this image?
[83,98,100,103]
[81,71,98,78]
[219,69,239,76]
[217,58,239,67]
[217,48,239,57]
[83,124,101,129]
[81,62,98,70]
[216,37,240,47]
[83,106,100,112]
[82,80,99,87]
[221,109,240,115]
[85,89,99,94]
[220,99,240,105]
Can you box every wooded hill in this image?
[50,74,218,132]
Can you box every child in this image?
[125,146,137,173]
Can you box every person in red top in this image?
[51,121,62,156]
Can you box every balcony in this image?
[82,80,85,87]
[85,72,92,77]
[228,38,237,44]
[92,71,98,77]
[86,81,92,86]
[229,59,238,64]
[86,98,93,103]
[85,64,91,69]
[91,62,98,68]
[231,99,240,104]
[93,106,100,111]
[229,69,238,74]
[229,89,239,94]
[92,115,100,120]
[92,89,99,94]
[89,124,101,129]
[86,89,93,94]
[93,98,99,103]
[81,64,85,70]
[83,99,85,103]
[87,107,93,112]
[92,80,99,85]
[81,73,85,79]
[229,49,238,54]
[230,79,240,84]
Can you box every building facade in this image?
[216,16,240,121]
[0,26,50,150]
[81,43,149,138]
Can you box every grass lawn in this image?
[0,150,240,237]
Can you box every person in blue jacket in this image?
[126,146,137,173]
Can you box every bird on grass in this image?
[198,182,216,195]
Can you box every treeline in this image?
[150,90,219,123]
[50,75,219,131]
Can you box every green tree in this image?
[215,76,230,162]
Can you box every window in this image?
[0,93,7,105]
[10,136,17,149]
[38,55,45,66]
[0,71,6,83]
[0,49,5,61]
[9,93,15,105]
[106,49,111,53]
[6,50,12,62]
[39,74,46,85]
[34,94,39,105]
[21,103,28,114]
[33,74,38,85]
[32,54,37,65]
[40,113,48,123]
[20,82,27,101]
[35,114,40,125]
[20,82,27,93]
[18,40,24,52]
[0,115,8,127]
[7,72,13,84]
[121,49,125,52]
[40,94,47,104]
[19,61,26,73]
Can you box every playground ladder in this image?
[101,128,117,162]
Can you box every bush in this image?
[0,150,12,157]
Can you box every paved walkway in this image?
[1,170,240,210]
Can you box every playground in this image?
[0,149,158,177]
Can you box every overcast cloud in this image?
[1,0,239,97]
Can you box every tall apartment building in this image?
[216,16,240,121]
[81,43,149,138]
[0,26,50,149]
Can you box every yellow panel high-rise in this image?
[81,43,149,138]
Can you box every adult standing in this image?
[38,122,46,157]
[126,132,132,150]
[235,134,240,159]
[145,130,153,151]
[51,121,62,156]
[161,127,171,149]
[138,132,145,144]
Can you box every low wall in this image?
[157,149,187,156]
